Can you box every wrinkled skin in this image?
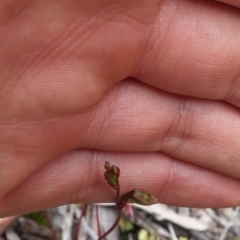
[1,0,240,217]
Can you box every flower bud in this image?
[111,165,120,178]
[120,189,157,206]
[104,171,119,190]
[132,189,158,205]
[104,161,111,171]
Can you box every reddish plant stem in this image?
[116,188,120,206]
[96,206,101,238]
[42,210,58,240]
[75,204,87,240]
[98,210,122,240]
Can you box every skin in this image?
[1,0,240,217]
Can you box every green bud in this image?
[120,189,157,206]
[111,165,120,178]
[104,172,119,190]
[132,189,157,205]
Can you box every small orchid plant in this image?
[98,161,158,240]
[34,162,157,240]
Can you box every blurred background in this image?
[1,203,240,240]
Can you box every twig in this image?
[219,222,233,240]
[167,222,178,240]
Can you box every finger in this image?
[2,0,240,122]
[215,0,240,8]
[0,0,158,118]
[1,150,240,218]
[2,80,240,199]
[134,0,240,108]
[0,216,17,235]
[78,81,240,179]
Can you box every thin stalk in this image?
[98,210,122,240]
[42,210,58,240]
[96,206,101,238]
[75,204,87,240]
[116,187,120,206]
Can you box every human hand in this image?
[1,0,240,217]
